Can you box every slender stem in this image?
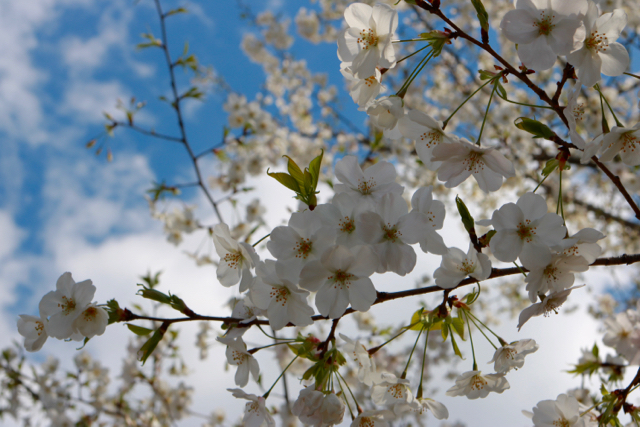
[401,326,424,378]
[533,173,549,193]
[397,50,435,96]
[497,93,554,110]
[397,44,430,64]
[416,327,431,399]
[337,371,361,414]
[368,321,418,354]
[335,373,355,420]
[248,340,295,354]
[467,315,497,350]
[253,233,270,247]
[596,84,623,127]
[263,355,299,398]
[442,78,493,129]
[476,78,499,145]
[513,262,527,277]
[624,72,640,80]
[464,311,477,371]
[393,38,428,43]
[466,311,504,343]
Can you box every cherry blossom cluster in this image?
[17,272,108,352]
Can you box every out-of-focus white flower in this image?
[603,309,640,364]
[445,370,510,399]
[433,243,492,289]
[292,387,324,424]
[340,334,379,386]
[563,80,587,148]
[531,393,597,426]
[488,339,539,373]
[341,64,385,109]
[366,96,404,132]
[405,186,448,255]
[567,2,629,87]
[500,0,587,70]
[350,410,395,427]
[585,123,640,166]
[337,3,398,78]
[431,139,515,193]
[395,398,449,420]
[372,372,414,411]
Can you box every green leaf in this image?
[455,196,475,235]
[495,81,507,99]
[449,327,464,359]
[267,170,300,193]
[106,299,122,325]
[137,288,172,304]
[127,324,154,336]
[592,343,599,358]
[441,322,449,341]
[308,150,323,189]
[514,117,555,140]
[284,156,305,186]
[478,70,497,81]
[470,0,489,32]
[138,327,166,365]
[451,318,466,339]
[165,7,187,17]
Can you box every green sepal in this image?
[451,317,466,340]
[137,287,172,305]
[449,327,464,359]
[542,158,559,177]
[495,81,507,99]
[514,117,555,140]
[106,299,122,325]
[127,324,154,336]
[479,230,496,247]
[76,337,91,351]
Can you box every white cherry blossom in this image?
[341,64,385,109]
[292,387,324,424]
[17,314,48,352]
[314,193,365,248]
[405,186,448,255]
[267,210,336,274]
[594,123,640,166]
[524,253,589,302]
[395,398,449,420]
[562,80,587,148]
[567,1,629,87]
[250,260,315,330]
[334,156,403,210]
[371,372,414,411]
[478,192,566,269]
[39,272,96,340]
[517,285,585,331]
[217,337,260,387]
[433,243,492,289]
[500,0,588,70]
[366,96,404,137]
[356,192,422,276]
[72,304,108,339]
[337,3,398,79]
[340,334,380,386]
[602,309,640,364]
[213,223,259,289]
[445,370,510,399]
[553,228,604,264]
[531,393,595,427]
[350,410,394,427]
[431,139,516,193]
[299,245,378,318]
[227,388,275,427]
[488,339,539,373]
[398,110,458,170]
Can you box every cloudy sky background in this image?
[0,0,638,426]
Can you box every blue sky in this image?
[1,1,638,426]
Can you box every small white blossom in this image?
[517,285,585,331]
[488,339,539,373]
[228,388,275,427]
[213,223,260,289]
[218,337,260,387]
[16,314,48,352]
[445,370,510,399]
[434,243,492,289]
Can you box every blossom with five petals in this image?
[517,285,585,331]
[488,339,539,373]
[445,370,510,399]
[433,243,492,289]
[213,223,259,289]
[398,110,458,170]
[218,336,260,387]
[227,388,275,427]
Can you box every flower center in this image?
[357,28,379,50]
[270,287,290,306]
[294,238,313,259]
[223,252,242,269]
[387,384,406,399]
[463,151,485,172]
[516,219,536,242]
[470,374,487,390]
[58,296,77,316]
[544,265,559,283]
[620,131,639,154]
[585,30,609,53]
[364,76,377,87]
[357,177,376,195]
[420,130,442,148]
[534,12,556,36]
[458,259,476,275]
[573,103,585,123]
[35,321,45,336]
[329,269,355,289]
[382,224,400,242]
[358,416,374,427]
[339,216,356,234]
[503,348,517,360]
[552,417,570,427]
[82,307,97,322]
[231,349,248,365]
